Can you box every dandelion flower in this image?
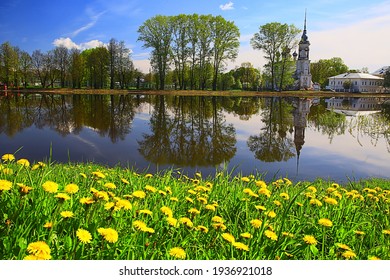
[212,223,227,231]
[188,208,200,215]
[280,193,290,200]
[307,186,317,193]
[250,219,263,229]
[383,229,390,235]
[241,177,250,182]
[144,185,156,193]
[2,154,15,162]
[303,235,318,246]
[195,225,209,233]
[282,232,294,238]
[115,199,132,210]
[336,243,352,251]
[273,200,282,207]
[205,204,216,211]
[255,180,267,188]
[17,183,33,194]
[43,222,53,229]
[160,206,173,217]
[139,209,152,216]
[169,247,186,259]
[0,179,12,191]
[97,227,118,243]
[166,217,178,227]
[240,232,253,239]
[354,230,365,236]
[55,193,70,201]
[158,190,167,196]
[318,218,333,227]
[255,205,266,211]
[170,197,179,202]
[79,173,87,179]
[221,233,235,243]
[104,202,115,210]
[342,250,357,259]
[310,199,322,207]
[42,181,58,193]
[133,220,147,230]
[264,230,278,241]
[185,197,194,203]
[17,158,30,167]
[76,229,92,244]
[368,256,381,260]
[94,191,109,201]
[258,187,271,198]
[60,211,74,218]
[197,197,208,204]
[145,173,153,178]
[132,190,146,199]
[232,242,249,251]
[80,197,94,205]
[92,171,105,179]
[64,184,79,194]
[266,210,277,218]
[143,227,155,234]
[179,217,193,228]
[104,182,116,189]
[121,178,129,184]
[211,216,224,223]
[324,197,338,205]
[26,241,51,260]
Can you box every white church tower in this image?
[293,11,313,90]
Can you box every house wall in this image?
[328,78,383,93]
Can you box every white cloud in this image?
[52,37,105,50]
[220,1,234,11]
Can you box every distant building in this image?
[372,66,390,77]
[293,12,313,90]
[325,97,383,116]
[327,72,384,93]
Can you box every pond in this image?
[1,93,390,183]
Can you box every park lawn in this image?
[0,153,389,260]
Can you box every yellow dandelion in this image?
[336,243,352,251]
[205,204,216,211]
[318,218,333,227]
[188,189,197,195]
[250,219,263,229]
[24,255,43,260]
[259,187,271,198]
[0,179,12,191]
[64,183,79,194]
[26,241,51,260]
[145,173,153,178]
[133,220,147,230]
[158,190,167,196]
[307,186,317,193]
[76,229,92,244]
[264,230,278,241]
[160,206,173,217]
[241,176,250,182]
[212,223,227,231]
[368,256,381,260]
[115,199,132,210]
[195,225,209,233]
[2,168,13,175]
[273,200,282,207]
[60,211,74,218]
[2,154,15,162]
[255,180,267,188]
[42,181,58,193]
[232,242,249,251]
[104,202,115,210]
[284,178,293,186]
[240,232,253,239]
[104,182,116,189]
[165,186,172,194]
[139,209,152,216]
[266,210,277,218]
[79,173,87,179]
[282,232,294,238]
[145,185,157,193]
[43,222,53,229]
[188,208,200,215]
[80,197,94,205]
[166,217,178,227]
[143,227,155,234]
[303,235,318,245]
[197,197,208,204]
[192,179,200,185]
[17,183,33,194]
[221,233,235,243]
[324,197,338,205]
[132,190,146,199]
[185,196,194,203]
[255,205,267,211]
[17,158,30,167]
[280,193,290,200]
[310,198,322,207]
[342,250,356,259]
[211,216,224,223]
[382,229,390,235]
[92,171,105,179]
[55,193,70,201]
[170,197,179,202]
[296,202,304,207]
[169,247,186,259]
[179,217,193,228]
[121,178,129,184]
[354,230,365,236]
[94,191,109,201]
[97,227,118,243]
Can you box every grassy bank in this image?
[0,154,389,260]
[2,87,390,98]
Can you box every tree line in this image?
[1,13,386,91]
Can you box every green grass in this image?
[0,154,389,260]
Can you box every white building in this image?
[328,73,384,93]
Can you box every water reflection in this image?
[1,93,390,181]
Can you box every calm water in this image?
[1,93,390,182]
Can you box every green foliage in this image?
[310,57,349,88]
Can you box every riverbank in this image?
[1,154,389,260]
[1,87,390,98]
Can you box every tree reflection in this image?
[138,95,236,166]
[247,97,296,162]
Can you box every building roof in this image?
[328,72,384,80]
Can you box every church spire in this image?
[301,9,309,43]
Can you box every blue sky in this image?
[1,0,389,73]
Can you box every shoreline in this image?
[1,88,390,98]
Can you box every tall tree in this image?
[384,68,390,90]
[108,38,118,89]
[210,16,240,91]
[251,22,300,91]
[196,15,213,90]
[0,42,18,87]
[19,50,32,88]
[32,50,50,88]
[138,15,173,90]
[53,46,69,88]
[69,48,84,88]
[115,41,134,89]
[310,57,349,88]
